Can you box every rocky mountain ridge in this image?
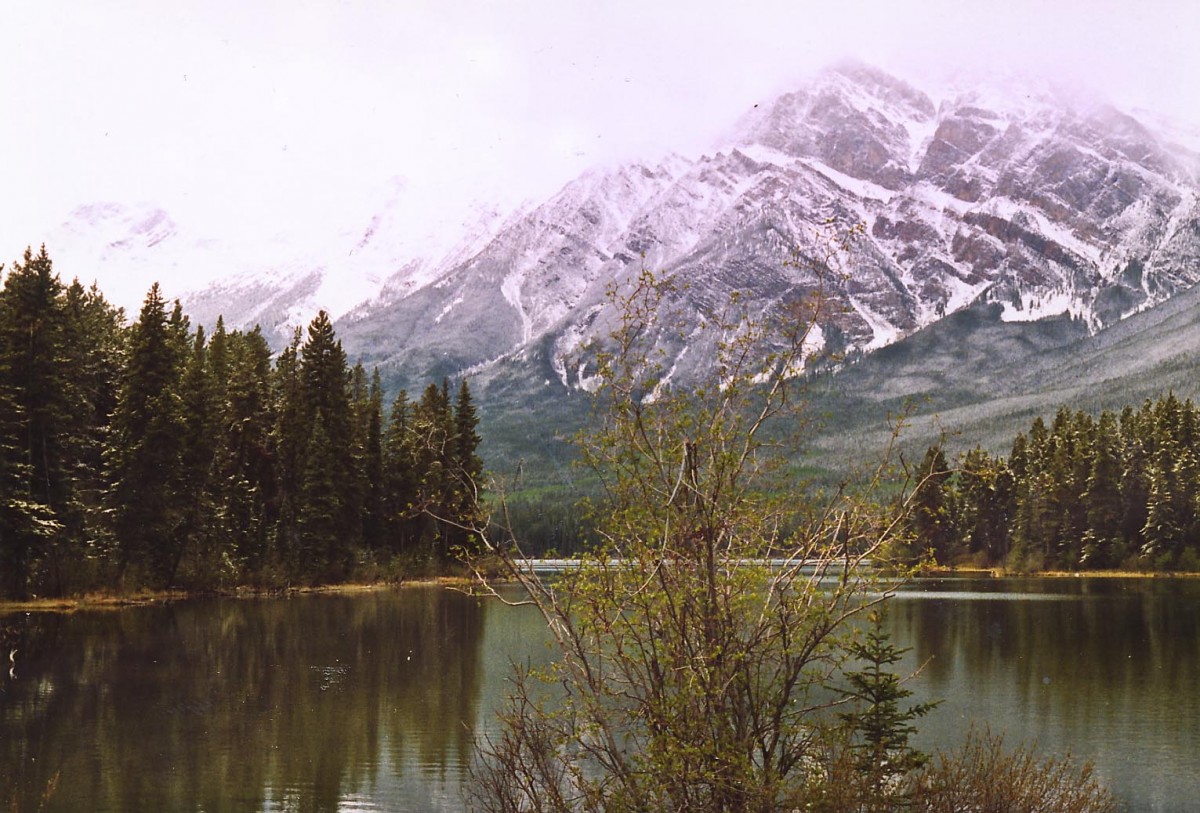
[332,62,1200,392]
[40,63,1200,399]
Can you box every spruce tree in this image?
[59,280,125,566]
[174,326,222,583]
[108,283,187,586]
[296,414,344,580]
[0,247,74,592]
[412,381,454,558]
[1082,410,1124,567]
[909,446,955,564]
[221,327,275,572]
[361,370,386,550]
[382,389,417,554]
[269,329,305,570]
[451,378,484,548]
[297,312,355,572]
[838,609,938,810]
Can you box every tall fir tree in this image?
[269,328,305,570]
[412,380,454,559]
[174,325,223,583]
[1082,410,1125,567]
[59,280,125,564]
[909,446,955,564]
[296,312,355,575]
[382,389,418,554]
[0,248,74,594]
[360,370,386,550]
[220,327,275,571]
[108,283,187,586]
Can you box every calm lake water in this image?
[1,577,1197,812]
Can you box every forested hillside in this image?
[0,247,482,600]
[907,394,1200,572]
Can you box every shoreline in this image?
[918,566,1200,579]
[4,568,1198,614]
[0,576,478,616]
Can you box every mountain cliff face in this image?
[52,64,1200,398]
[330,62,1200,392]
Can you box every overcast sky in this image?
[2,0,1198,303]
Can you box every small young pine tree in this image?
[838,608,938,810]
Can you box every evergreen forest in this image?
[0,247,483,600]
[6,244,1200,599]
[907,394,1200,573]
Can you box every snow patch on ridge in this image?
[999,289,1088,323]
[849,296,901,350]
[799,159,896,202]
[501,269,533,344]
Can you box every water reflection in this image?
[888,578,1200,812]
[2,579,1198,812]
[0,588,486,813]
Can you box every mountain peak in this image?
[41,65,1200,399]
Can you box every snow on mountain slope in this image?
[335,62,1200,394]
[40,63,1200,397]
[36,179,516,347]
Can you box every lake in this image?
[1,577,1197,811]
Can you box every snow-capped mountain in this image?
[332,62,1200,392]
[38,181,518,347]
[44,63,1200,398]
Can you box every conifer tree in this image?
[297,312,355,571]
[382,389,417,553]
[269,329,305,569]
[296,415,344,580]
[174,326,223,583]
[838,609,938,810]
[909,446,955,564]
[1082,410,1124,567]
[454,380,483,491]
[412,380,454,558]
[361,370,386,550]
[0,250,63,592]
[221,327,275,571]
[59,280,125,557]
[957,447,1012,563]
[108,284,187,586]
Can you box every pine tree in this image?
[957,447,1013,563]
[269,329,305,571]
[295,312,355,575]
[296,415,344,580]
[220,327,275,572]
[412,380,454,559]
[0,247,74,594]
[451,378,484,549]
[108,283,187,586]
[909,446,955,564]
[838,609,938,810]
[382,389,417,554]
[1082,410,1124,567]
[361,370,386,550]
[1011,419,1056,569]
[59,280,125,570]
[345,362,371,551]
[174,325,222,583]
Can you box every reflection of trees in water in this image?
[0,587,487,812]
[887,579,1200,747]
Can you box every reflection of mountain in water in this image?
[0,588,487,812]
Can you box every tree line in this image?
[906,393,1200,572]
[0,246,482,599]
